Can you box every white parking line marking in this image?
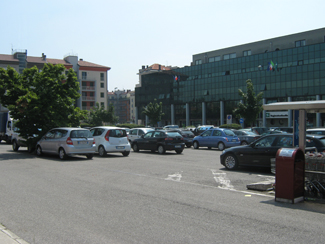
[211,170,234,190]
[165,172,182,181]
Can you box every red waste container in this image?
[275,148,305,203]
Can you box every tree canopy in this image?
[142,99,164,126]
[0,64,88,147]
[233,79,263,127]
[87,102,118,126]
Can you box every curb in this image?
[0,224,29,244]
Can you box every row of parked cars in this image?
[11,125,325,173]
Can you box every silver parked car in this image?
[128,127,154,143]
[36,127,96,160]
[90,126,131,157]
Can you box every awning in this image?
[263,101,325,113]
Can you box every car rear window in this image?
[166,132,182,137]
[70,130,93,138]
[109,129,127,137]
[224,129,236,136]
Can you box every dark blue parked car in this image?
[192,128,240,150]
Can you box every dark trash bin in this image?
[275,148,305,203]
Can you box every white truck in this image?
[0,111,15,144]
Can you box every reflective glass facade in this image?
[135,29,325,127]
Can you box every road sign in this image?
[239,118,244,124]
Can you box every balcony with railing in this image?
[82,106,95,110]
[82,96,96,101]
[82,86,95,91]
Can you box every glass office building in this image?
[135,27,325,127]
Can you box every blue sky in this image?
[1,0,324,91]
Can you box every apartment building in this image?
[0,50,110,111]
[108,89,133,123]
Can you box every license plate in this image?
[232,139,237,142]
[78,141,88,144]
[116,146,125,149]
[175,145,181,148]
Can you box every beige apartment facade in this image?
[0,50,110,111]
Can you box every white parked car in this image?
[128,128,154,143]
[90,126,131,157]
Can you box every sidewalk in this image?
[0,224,29,244]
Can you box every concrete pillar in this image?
[263,98,266,127]
[316,95,321,127]
[288,97,292,127]
[220,101,224,125]
[171,104,175,125]
[145,115,149,126]
[186,103,190,126]
[202,102,206,125]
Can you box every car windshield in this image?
[70,130,92,138]
[319,138,325,145]
[224,129,235,136]
[245,131,258,136]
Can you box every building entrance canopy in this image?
[263,100,325,152]
[263,100,325,113]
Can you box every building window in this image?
[65,70,69,75]
[101,102,105,107]
[223,53,236,60]
[243,50,251,56]
[101,92,104,98]
[101,83,104,88]
[100,73,104,81]
[195,59,202,65]
[295,40,306,47]
[82,72,87,80]
[208,56,221,62]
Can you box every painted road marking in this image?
[211,170,234,190]
[165,172,182,181]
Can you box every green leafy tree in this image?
[233,79,263,127]
[88,102,118,126]
[0,64,88,148]
[142,99,164,126]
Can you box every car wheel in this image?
[193,141,199,149]
[12,140,19,151]
[86,154,93,159]
[133,143,139,152]
[218,142,225,151]
[175,150,183,154]
[36,146,42,156]
[241,141,248,145]
[59,148,67,160]
[224,153,238,170]
[158,145,165,154]
[186,143,191,148]
[122,151,130,156]
[98,145,107,157]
